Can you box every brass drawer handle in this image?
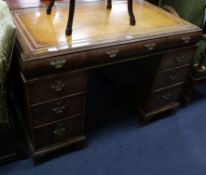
[53,127,66,136]
[105,49,119,58]
[169,74,177,81]
[51,80,65,92]
[175,56,184,63]
[181,36,191,44]
[145,43,156,51]
[162,93,172,100]
[50,60,66,69]
[52,105,66,114]
[53,123,67,140]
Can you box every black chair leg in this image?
[65,0,75,35]
[47,0,56,15]
[196,52,206,72]
[128,0,135,25]
[107,0,112,9]
[48,0,135,35]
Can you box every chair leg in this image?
[196,51,206,72]
[47,0,56,15]
[65,0,75,35]
[107,0,112,9]
[128,0,135,25]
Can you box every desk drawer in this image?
[87,46,130,65]
[31,94,84,127]
[155,66,189,89]
[160,48,195,70]
[87,40,160,66]
[148,85,183,111]
[27,71,86,104]
[34,116,84,149]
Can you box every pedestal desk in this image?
[8,0,201,163]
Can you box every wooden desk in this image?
[8,0,201,163]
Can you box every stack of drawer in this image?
[96,46,196,124]
[23,71,86,159]
[141,47,196,122]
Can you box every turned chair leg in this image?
[47,0,56,15]
[107,0,135,26]
[128,0,135,25]
[47,0,75,35]
[47,0,135,36]
[197,51,206,71]
[107,0,112,9]
[65,0,75,35]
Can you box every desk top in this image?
[10,0,200,60]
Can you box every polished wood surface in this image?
[11,1,199,59]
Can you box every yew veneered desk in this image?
[9,1,201,163]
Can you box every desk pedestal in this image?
[99,46,196,124]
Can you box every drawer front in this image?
[148,85,183,111]
[87,39,161,66]
[155,66,190,89]
[31,94,84,127]
[34,116,84,149]
[160,48,195,70]
[87,45,133,66]
[28,72,85,104]
[22,52,88,78]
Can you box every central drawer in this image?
[31,94,84,127]
[34,116,84,149]
[27,71,86,104]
